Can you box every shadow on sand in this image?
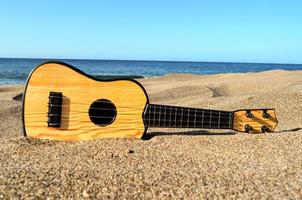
[142,127,302,140]
[277,127,302,133]
[142,130,236,140]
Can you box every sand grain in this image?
[0,71,302,199]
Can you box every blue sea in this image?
[0,58,302,85]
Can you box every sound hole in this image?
[89,99,117,126]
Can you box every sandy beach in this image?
[0,70,302,199]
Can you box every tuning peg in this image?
[246,110,254,118]
[262,110,271,118]
[245,124,253,133]
[261,125,270,133]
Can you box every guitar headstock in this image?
[232,109,278,133]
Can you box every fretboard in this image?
[143,104,233,129]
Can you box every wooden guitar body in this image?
[23,62,149,141]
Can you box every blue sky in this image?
[0,1,301,63]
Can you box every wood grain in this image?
[23,63,148,141]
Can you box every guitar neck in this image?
[143,104,233,129]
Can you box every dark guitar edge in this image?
[22,61,150,139]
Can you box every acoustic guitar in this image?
[22,61,278,141]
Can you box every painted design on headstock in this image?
[233,109,278,133]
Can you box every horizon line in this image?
[0,56,301,66]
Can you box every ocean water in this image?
[0,58,302,85]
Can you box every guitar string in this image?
[26,114,271,126]
[27,101,234,118]
[26,112,273,126]
[25,110,272,123]
[27,111,234,123]
[26,117,235,124]
[35,97,271,115]
[45,95,227,108]
[32,96,271,115]
[26,109,268,127]
[40,96,234,113]
[26,120,269,128]
[26,119,235,127]
[25,103,272,125]
[26,110,233,118]
[35,107,233,119]
[26,118,237,126]
[26,110,235,120]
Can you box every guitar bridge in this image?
[47,92,63,127]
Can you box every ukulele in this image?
[22,61,278,141]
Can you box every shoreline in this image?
[1,69,302,87]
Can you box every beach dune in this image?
[0,70,302,199]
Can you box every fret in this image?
[177,108,180,127]
[209,110,212,128]
[174,107,177,127]
[177,107,183,128]
[158,105,161,127]
[180,107,183,127]
[201,109,204,127]
[189,109,192,127]
[152,105,156,127]
[169,106,172,127]
[162,105,165,127]
[218,111,221,129]
[147,104,151,127]
[163,106,166,127]
[229,112,232,128]
[148,104,151,126]
[164,106,167,127]
[181,107,188,128]
[194,109,197,128]
[187,108,190,127]
[195,108,201,128]
[215,111,231,129]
